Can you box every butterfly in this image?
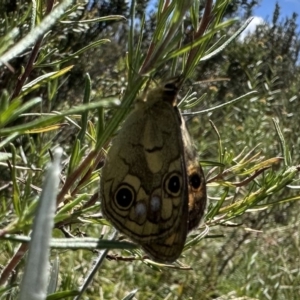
[101,78,206,262]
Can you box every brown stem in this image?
[70,152,104,198]
[231,167,270,187]
[82,192,99,210]
[207,167,270,186]
[105,254,193,269]
[0,243,28,285]
[56,149,98,206]
[185,0,213,74]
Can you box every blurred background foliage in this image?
[0,0,300,299]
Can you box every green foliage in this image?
[0,0,300,299]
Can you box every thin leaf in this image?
[73,231,118,300]
[47,256,60,295]
[60,15,126,24]
[1,99,120,136]
[200,17,254,62]
[184,91,257,115]
[19,148,62,300]
[20,66,73,96]
[77,73,91,143]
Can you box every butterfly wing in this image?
[139,110,207,262]
[101,79,206,263]
[101,95,188,246]
[180,113,207,230]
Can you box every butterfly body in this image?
[101,80,206,262]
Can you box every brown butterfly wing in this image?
[138,202,188,262]
[101,92,188,246]
[134,97,190,263]
[180,114,207,230]
[137,108,206,263]
[101,80,206,263]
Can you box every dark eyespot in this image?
[189,173,201,190]
[164,83,177,91]
[114,184,135,209]
[164,172,182,196]
[164,83,178,96]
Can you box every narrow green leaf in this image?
[77,73,91,143]
[37,39,111,67]
[68,139,81,176]
[1,99,120,136]
[19,148,62,300]
[20,66,73,97]
[60,15,126,24]
[47,290,79,300]
[47,256,60,295]
[273,118,292,166]
[10,144,21,217]
[1,98,41,128]
[0,98,22,127]
[0,133,19,149]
